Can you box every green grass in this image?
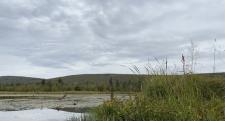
[76,74,225,121]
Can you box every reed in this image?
[85,74,225,121]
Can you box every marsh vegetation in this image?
[68,74,225,121]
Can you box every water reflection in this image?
[0,108,81,121]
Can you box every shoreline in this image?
[0,93,130,112]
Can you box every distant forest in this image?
[0,73,225,92]
[0,74,144,92]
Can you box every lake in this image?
[0,108,81,121]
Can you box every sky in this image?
[0,0,224,78]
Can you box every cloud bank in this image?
[0,0,224,78]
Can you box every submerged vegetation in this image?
[68,74,225,121]
[66,114,94,121]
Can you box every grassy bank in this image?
[69,75,225,121]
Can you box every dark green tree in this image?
[41,79,46,85]
[57,78,63,85]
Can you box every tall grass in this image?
[76,74,225,121]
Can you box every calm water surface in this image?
[0,109,81,121]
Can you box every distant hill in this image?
[0,73,224,85]
[0,74,143,85]
[48,74,144,85]
[0,76,43,84]
[198,72,225,77]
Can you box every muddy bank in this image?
[0,93,130,113]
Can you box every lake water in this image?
[0,109,81,121]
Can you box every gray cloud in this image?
[0,0,224,78]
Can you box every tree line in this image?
[0,77,142,92]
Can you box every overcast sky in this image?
[0,0,224,78]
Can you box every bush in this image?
[92,75,225,121]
